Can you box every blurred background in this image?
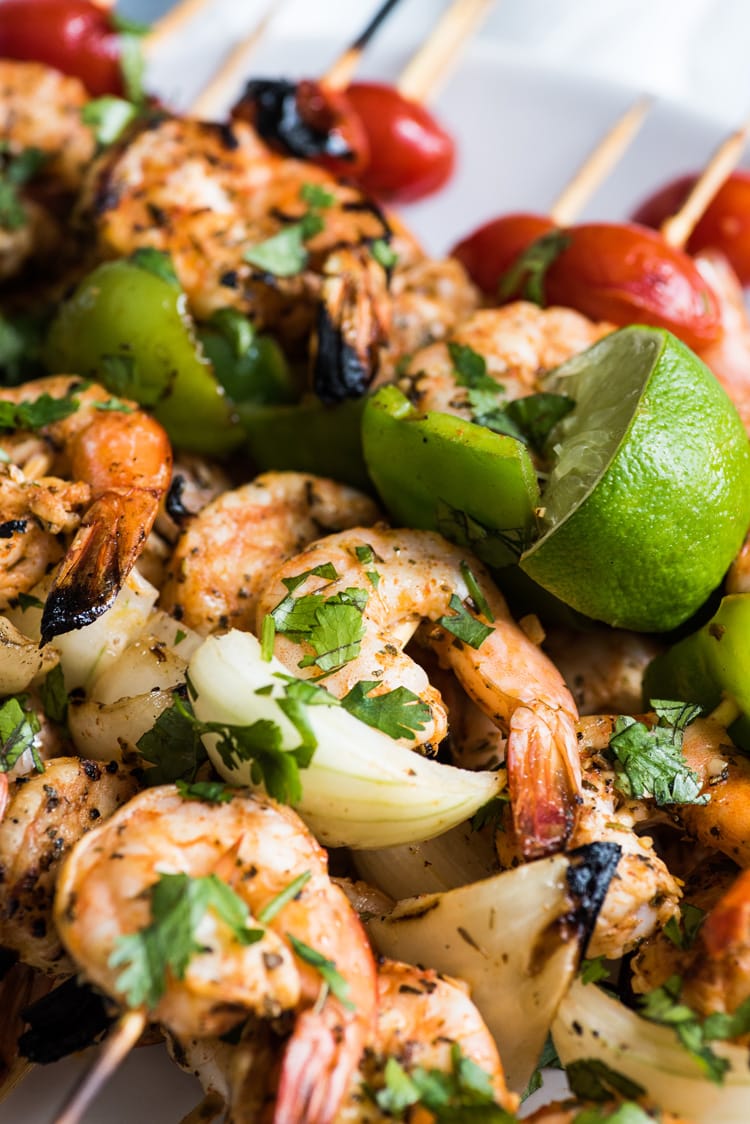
[125,0,750,125]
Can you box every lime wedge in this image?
[521,326,750,631]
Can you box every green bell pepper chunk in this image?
[44,258,242,455]
[643,593,750,749]
[239,396,370,491]
[197,308,298,407]
[362,385,540,568]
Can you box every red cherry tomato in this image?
[0,0,123,96]
[451,213,555,295]
[632,170,750,287]
[345,81,455,203]
[542,222,722,350]
[290,80,370,178]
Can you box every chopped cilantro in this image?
[638,974,750,1084]
[373,1043,514,1120]
[664,902,706,950]
[438,593,494,649]
[0,696,42,773]
[580,956,610,985]
[0,390,80,431]
[299,182,335,209]
[39,664,68,726]
[261,614,276,661]
[93,397,135,413]
[207,307,255,357]
[82,97,138,147]
[118,31,146,104]
[566,1058,645,1102]
[16,592,43,612]
[0,145,46,230]
[110,12,150,35]
[195,713,313,805]
[435,500,530,567]
[257,871,311,924]
[136,693,208,785]
[287,935,354,1010]
[497,229,571,305]
[499,392,575,455]
[460,560,494,621]
[340,680,431,740]
[449,341,507,421]
[131,247,180,288]
[109,871,263,1009]
[608,699,707,806]
[520,1034,562,1102]
[268,564,368,677]
[175,779,234,804]
[174,629,187,645]
[572,1104,654,1124]
[372,238,398,270]
[244,183,332,276]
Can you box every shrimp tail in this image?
[40,491,154,643]
[273,1009,358,1124]
[506,702,582,859]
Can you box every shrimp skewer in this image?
[53,786,377,1124]
[256,526,581,857]
[0,377,172,643]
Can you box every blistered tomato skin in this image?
[633,170,750,287]
[451,213,555,295]
[345,81,455,203]
[0,0,124,96]
[542,222,722,350]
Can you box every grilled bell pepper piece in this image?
[362,385,540,568]
[239,395,370,491]
[643,593,750,748]
[197,308,297,407]
[44,256,242,455]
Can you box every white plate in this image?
[1,37,741,1124]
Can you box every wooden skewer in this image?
[397,0,496,104]
[549,96,653,227]
[51,1010,147,1124]
[323,0,405,92]
[189,0,285,118]
[144,0,217,57]
[661,115,750,248]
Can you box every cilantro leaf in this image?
[16,592,43,612]
[341,680,432,740]
[470,793,509,832]
[136,693,208,785]
[520,1034,562,1102]
[608,699,707,806]
[460,560,494,621]
[638,974,735,1084]
[580,956,610,985]
[244,183,331,276]
[499,392,575,455]
[131,247,180,288]
[0,390,80,431]
[0,145,46,230]
[39,664,68,726]
[438,593,494,649]
[572,1104,654,1124]
[175,779,234,804]
[118,33,146,104]
[0,696,42,773]
[82,97,138,147]
[498,229,571,305]
[269,565,368,677]
[372,238,398,270]
[257,871,311,924]
[287,935,354,1010]
[373,1044,514,1121]
[299,182,335,209]
[664,902,706,950]
[202,715,312,805]
[449,341,507,421]
[566,1058,645,1102]
[109,872,263,1009]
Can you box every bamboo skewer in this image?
[52,1010,147,1124]
[189,0,286,118]
[549,96,653,226]
[144,0,216,57]
[661,114,750,248]
[323,0,404,92]
[397,0,496,104]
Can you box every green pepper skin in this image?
[239,396,370,491]
[44,261,243,455]
[198,320,298,407]
[644,593,750,748]
[362,385,540,568]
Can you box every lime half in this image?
[520,326,750,631]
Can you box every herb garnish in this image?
[664,902,706,950]
[82,97,138,147]
[131,247,181,287]
[373,1043,514,1120]
[566,1058,645,1103]
[438,593,494,649]
[340,681,431,740]
[39,664,68,726]
[0,696,42,773]
[109,872,263,1009]
[244,181,334,276]
[608,699,707,806]
[497,229,571,305]
[175,779,234,804]
[136,693,208,785]
[0,145,46,230]
[258,871,311,924]
[580,956,610,985]
[0,390,81,431]
[470,792,510,832]
[287,935,354,1010]
[372,238,398,270]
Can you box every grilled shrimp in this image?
[54,786,377,1124]
[543,626,663,715]
[0,757,139,973]
[0,377,172,642]
[0,61,95,281]
[395,303,611,417]
[256,527,581,857]
[161,472,379,635]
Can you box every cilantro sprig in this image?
[82,97,138,147]
[0,389,81,431]
[608,699,707,806]
[340,680,431,740]
[372,1044,514,1121]
[638,974,750,1083]
[109,872,263,1009]
[287,934,354,1010]
[497,228,571,305]
[664,902,706,950]
[244,181,335,276]
[0,696,42,774]
[438,593,494,649]
[0,145,46,231]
